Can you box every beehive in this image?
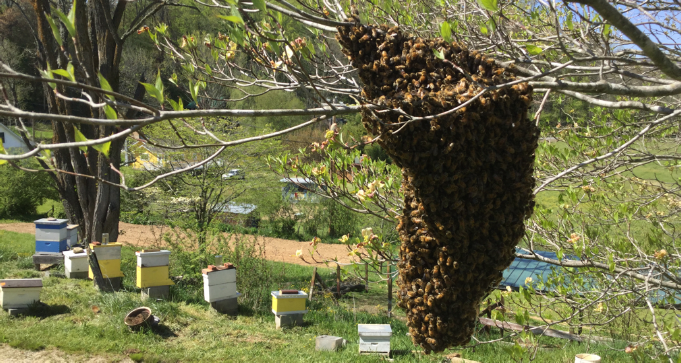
[202,264,238,302]
[34,218,68,253]
[271,290,308,315]
[135,250,174,288]
[63,250,88,277]
[66,224,79,247]
[358,324,392,354]
[88,243,124,279]
[0,279,42,309]
[336,22,538,353]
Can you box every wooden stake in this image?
[309,267,317,301]
[387,263,392,318]
[336,264,341,298]
[365,262,369,292]
[86,248,104,289]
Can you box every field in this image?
[0,229,635,362]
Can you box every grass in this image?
[0,229,640,362]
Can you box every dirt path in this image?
[0,345,133,363]
[0,222,359,267]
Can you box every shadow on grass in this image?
[23,302,71,318]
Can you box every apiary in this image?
[88,243,124,279]
[63,249,88,278]
[0,279,42,310]
[34,218,68,253]
[202,263,239,314]
[66,224,79,247]
[136,250,174,299]
[336,22,538,352]
[271,290,307,315]
[358,324,392,355]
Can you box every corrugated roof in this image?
[217,203,257,214]
[280,177,315,184]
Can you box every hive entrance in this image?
[336,24,539,353]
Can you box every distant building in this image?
[0,123,29,155]
[217,202,259,227]
[280,177,323,203]
[127,142,166,170]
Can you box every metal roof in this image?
[217,203,257,214]
[279,177,315,184]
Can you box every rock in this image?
[315,335,344,351]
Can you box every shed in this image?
[280,177,323,203]
[0,123,29,155]
[217,203,259,227]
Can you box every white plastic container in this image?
[66,224,79,247]
[575,354,601,363]
[204,281,238,302]
[0,279,42,309]
[63,250,88,272]
[34,218,68,241]
[358,324,392,354]
[136,250,171,267]
[202,268,236,286]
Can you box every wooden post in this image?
[387,262,393,318]
[365,262,369,292]
[336,264,341,298]
[309,267,317,301]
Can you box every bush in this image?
[0,160,58,219]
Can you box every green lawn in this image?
[0,229,637,362]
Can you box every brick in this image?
[141,285,170,300]
[210,296,239,315]
[275,313,304,329]
[315,335,345,351]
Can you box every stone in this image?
[275,313,304,329]
[141,285,170,300]
[93,277,122,292]
[315,335,344,351]
[210,296,239,315]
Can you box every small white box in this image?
[63,250,88,273]
[92,245,121,260]
[204,282,237,302]
[0,279,42,309]
[136,250,171,267]
[202,268,236,286]
[66,225,79,247]
[358,324,392,354]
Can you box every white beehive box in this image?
[358,324,392,354]
[202,268,238,302]
[0,279,42,309]
[63,250,88,272]
[136,250,171,267]
[203,268,236,286]
[66,224,79,247]
[34,218,68,241]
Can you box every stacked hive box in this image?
[358,324,392,355]
[63,249,88,278]
[66,224,79,247]
[89,242,124,291]
[271,290,307,328]
[0,279,42,314]
[202,263,240,315]
[136,250,174,299]
[34,218,68,253]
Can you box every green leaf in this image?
[480,24,488,36]
[51,69,74,82]
[55,8,75,38]
[218,15,243,24]
[440,22,452,42]
[252,0,266,13]
[103,105,117,120]
[92,141,111,157]
[40,69,56,89]
[205,64,212,75]
[608,254,615,272]
[602,24,611,38]
[155,23,168,34]
[154,69,164,96]
[566,12,574,31]
[67,0,76,31]
[526,44,543,55]
[73,126,88,152]
[45,14,63,47]
[477,0,498,12]
[140,82,163,104]
[432,49,444,60]
[168,98,184,111]
[98,73,115,101]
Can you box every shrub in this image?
[0,160,58,219]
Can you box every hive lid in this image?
[34,218,68,226]
[63,250,88,258]
[358,324,392,336]
[201,263,235,274]
[0,279,43,288]
[135,250,171,257]
[67,224,79,230]
[271,290,308,299]
[90,242,122,248]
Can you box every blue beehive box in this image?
[34,218,68,253]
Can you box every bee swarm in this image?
[336,24,539,353]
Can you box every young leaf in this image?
[92,141,111,158]
[480,24,488,36]
[103,105,117,120]
[98,73,115,101]
[432,49,445,60]
[602,24,611,38]
[252,0,266,13]
[67,0,77,31]
[566,12,574,31]
[154,69,164,96]
[440,22,452,42]
[140,82,163,104]
[205,64,212,75]
[39,69,56,89]
[73,126,88,152]
[526,44,543,55]
[55,8,76,38]
[218,15,243,24]
[51,69,73,81]
[44,15,63,47]
[477,0,498,12]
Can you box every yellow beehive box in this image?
[88,259,124,279]
[136,266,174,288]
[271,291,307,315]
